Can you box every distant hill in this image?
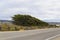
[0,20,12,24]
[0,20,60,25]
[47,22,60,25]
[0,20,12,22]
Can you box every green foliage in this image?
[12,14,48,26]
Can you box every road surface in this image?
[0,28,60,40]
[51,36,60,40]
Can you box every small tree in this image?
[12,14,48,26]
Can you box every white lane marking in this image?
[46,34,60,40]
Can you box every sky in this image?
[0,0,60,22]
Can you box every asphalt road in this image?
[0,28,60,40]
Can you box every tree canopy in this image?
[12,14,48,26]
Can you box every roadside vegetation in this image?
[0,14,59,31]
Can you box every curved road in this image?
[0,28,60,40]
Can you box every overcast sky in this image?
[0,0,60,22]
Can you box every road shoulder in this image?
[51,36,60,40]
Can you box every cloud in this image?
[0,0,60,22]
